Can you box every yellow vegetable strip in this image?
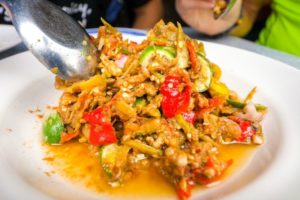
[64,74,106,93]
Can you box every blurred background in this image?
[2,0,299,60]
[0,0,271,42]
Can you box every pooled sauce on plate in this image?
[43,142,256,197]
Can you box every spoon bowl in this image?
[0,0,98,80]
[214,0,237,20]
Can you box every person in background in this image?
[0,0,163,29]
[175,0,300,57]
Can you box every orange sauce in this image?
[43,142,256,198]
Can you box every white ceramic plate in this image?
[0,29,300,200]
[0,24,21,52]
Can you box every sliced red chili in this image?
[195,159,233,186]
[83,107,116,146]
[237,120,256,141]
[176,85,191,114]
[161,95,180,118]
[160,75,191,118]
[160,75,181,97]
[89,123,117,145]
[230,117,256,141]
[176,179,192,200]
[205,157,215,168]
[177,187,191,200]
[83,107,107,125]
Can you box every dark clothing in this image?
[0,0,149,28]
[0,5,11,24]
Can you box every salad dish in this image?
[42,21,267,199]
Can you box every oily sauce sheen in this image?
[43,142,256,197]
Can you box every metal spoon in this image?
[213,0,237,20]
[0,0,98,81]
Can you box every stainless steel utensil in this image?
[0,0,98,80]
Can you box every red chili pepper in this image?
[205,157,215,168]
[89,123,117,145]
[176,86,191,114]
[182,111,196,124]
[83,107,116,146]
[231,117,256,141]
[161,95,180,118]
[83,107,107,124]
[195,159,233,186]
[160,76,181,97]
[237,120,256,141]
[186,40,199,71]
[160,76,191,118]
[177,187,191,200]
[176,180,192,200]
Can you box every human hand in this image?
[175,0,242,36]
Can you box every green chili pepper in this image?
[43,112,64,144]
[139,45,175,67]
[226,99,246,109]
[134,97,144,106]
